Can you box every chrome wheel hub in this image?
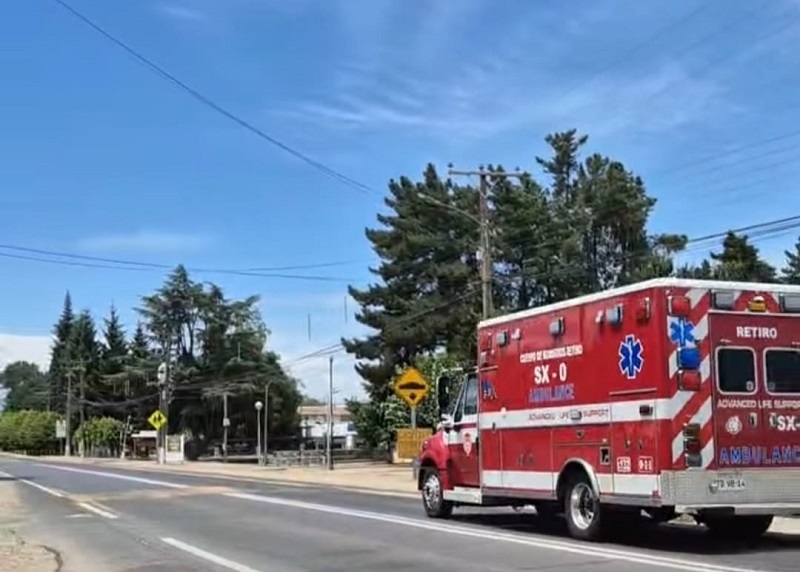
[423,473,441,509]
[569,483,596,530]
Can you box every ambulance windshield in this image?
[449,373,478,417]
[764,348,800,394]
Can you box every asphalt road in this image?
[1,458,798,572]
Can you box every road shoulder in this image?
[0,477,61,572]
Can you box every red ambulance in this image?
[416,278,800,541]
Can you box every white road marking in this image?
[77,502,118,519]
[19,478,67,498]
[161,537,261,572]
[1,467,67,497]
[37,464,188,489]
[224,492,768,572]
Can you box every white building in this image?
[297,404,358,450]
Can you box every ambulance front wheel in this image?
[563,474,604,541]
[421,468,453,519]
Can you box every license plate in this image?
[714,475,746,492]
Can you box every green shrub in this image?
[0,410,62,453]
[74,417,124,454]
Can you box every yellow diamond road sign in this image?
[393,366,430,408]
[148,410,167,430]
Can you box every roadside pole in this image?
[222,393,229,462]
[327,356,334,471]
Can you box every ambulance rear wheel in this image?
[421,468,453,519]
[704,515,773,540]
[564,475,604,541]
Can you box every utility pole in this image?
[156,340,172,465]
[327,356,334,471]
[222,392,229,462]
[64,369,73,457]
[448,166,525,320]
[78,360,86,458]
[161,352,170,465]
[263,381,272,466]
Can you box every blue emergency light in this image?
[677,347,701,370]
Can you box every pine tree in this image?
[48,292,75,413]
[130,323,151,360]
[344,165,479,402]
[101,304,128,374]
[781,236,800,284]
[70,310,101,420]
[709,232,777,282]
[530,131,674,298]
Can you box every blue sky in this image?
[2,0,800,399]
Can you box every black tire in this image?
[420,468,453,519]
[563,473,604,541]
[704,515,773,541]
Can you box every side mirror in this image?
[440,413,454,432]
[436,374,451,412]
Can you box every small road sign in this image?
[148,410,167,431]
[55,419,66,439]
[396,427,433,460]
[393,367,430,408]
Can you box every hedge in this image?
[74,417,125,456]
[0,410,62,453]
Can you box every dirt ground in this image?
[0,480,59,572]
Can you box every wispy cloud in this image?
[280,62,729,144]
[271,3,736,143]
[76,230,211,254]
[154,4,208,23]
[0,333,53,371]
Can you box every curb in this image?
[1,453,419,499]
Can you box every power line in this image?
[45,0,799,258]
[49,0,379,197]
[51,214,800,405]
[0,242,359,273]
[284,213,800,367]
[0,248,354,283]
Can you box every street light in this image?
[262,381,274,467]
[255,400,263,465]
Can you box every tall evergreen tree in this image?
[48,292,75,414]
[136,266,301,440]
[102,305,128,364]
[98,304,131,412]
[345,132,688,442]
[343,164,479,402]
[130,323,151,360]
[781,236,800,284]
[492,167,554,310]
[530,130,681,299]
[709,232,777,282]
[69,310,101,421]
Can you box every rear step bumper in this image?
[662,468,800,509]
[676,503,800,517]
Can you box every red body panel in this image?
[419,279,800,506]
[710,311,800,469]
